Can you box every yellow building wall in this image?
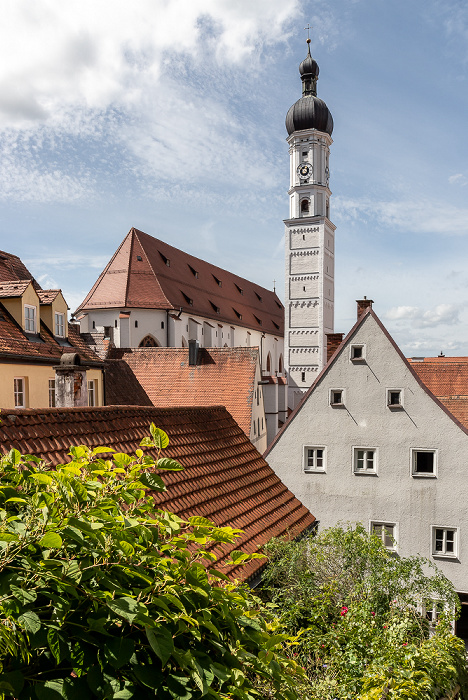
[0,364,103,409]
[2,284,40,331]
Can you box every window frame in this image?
[14,377,26,408]
[350,344,366,362]
[370,520,398,552]
[431,526,458,559]
[353,446,378,475]
[24,304,37,333]
[303,446,326,474]
[48,378,56,408]
[330,388,345,407]
[387,388,403,409]
[54,312,65,338]
[87,379,96,407]
[411,448,437,478]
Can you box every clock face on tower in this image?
[297,163,312,180]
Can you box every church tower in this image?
[284,39,335,409]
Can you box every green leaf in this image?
[133,665,164,690]
[10,584,37,604]
[5,497,28,504]
[104,637,135,669]
[93,446,115,454]
[18,610,41,633]
[119,540,135,556]
[8,449,22,465]
[156,457,184,471]
[107,597,139,623]
[39,532,63,548]
[0,532,18,542]
[188,516,215,527]
[113,453,133,468]
[146,626,174,666]
[149,424,169,449]
[30,473,53,485]
[186,565,210,591]
[0,671,24,695]
[139,472,166,491]
[47,629,70,664]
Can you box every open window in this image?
[411,449,437,477]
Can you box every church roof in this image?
[75,228,284,336]
[105,346,260,437]
[0,405,315,581]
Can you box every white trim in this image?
[14,377,26,408]
[329,388,345,406]
[350,343,366,362]
[431,526,458,559]
[353,446,378,475]
[387,387,404,409]
[411,448,438,478]
[303,446,326,473]
[24,304,37,333]
[370,520,398,551]
[54,311,65,337]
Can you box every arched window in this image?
[278,354,283,374]
[139,335,159,348]
[266,352,272,373]
[301,199,310,214]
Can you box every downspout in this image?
[166,310,170,347]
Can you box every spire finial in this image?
[304,23,312,41]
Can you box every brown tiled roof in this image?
[0,303,102,366]
[37,289,62,304]
[408,357,468,429]
[0,406,315,581]
[76,228,284,336]
[0,250,39,287]
[0,280,32,297]
[106,347,259,436]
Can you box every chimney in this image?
[326,333,344,362]
[54,353,89,408]
[356,296,374,320]
[188,339,200,366]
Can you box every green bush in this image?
[0,425,302,700]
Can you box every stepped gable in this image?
[76,228,284,336]
[0,405,315,581]
[409,357,468,430]
[0,250,40,288]
[0,303,102,365]
[106,346,259,436]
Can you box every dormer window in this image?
[255,292,263,302]
[210,301,220,314]
[182,292,193,306]
[235,284,244,295]
[24,305,36,333]
[188,265,199,278]
[55,312,65,337]
[159,252,170,267]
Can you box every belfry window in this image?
[301,199,310,214]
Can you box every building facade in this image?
[284,40,336,410]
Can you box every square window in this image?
[354,447,377,474]
[371,521,397,551]
[330,389,344,406]
[14,378,26,408]
[387,389,403,407]
[432,527,457,558]
[412,449,437,477]
[304,447,326,473]
[54,312,65,337]
[24,305,36,333]
[350,344,365,362]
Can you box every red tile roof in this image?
[408,357,468,429]
[76,228,284,336]
[0,280,32,297]
[0,405,315,581]
[37,289,62,304]
[0,303,102,366]
[0,250,39,287]
[105,347,259,436]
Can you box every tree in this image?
[261,525,468,699]
[0,425,302,700]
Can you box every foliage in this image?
[261,524,467,699]
[0,424,302,700]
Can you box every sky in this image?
[1,0,468,357]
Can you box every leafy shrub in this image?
[0,424,302,700]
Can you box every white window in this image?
[88,380,96,407]
[24,305,36,333]
[387,389,403,408]
[411,449,437,477]
[432,527,457,558]
[54,312,65,337]
[330,389,344,406]
[350,344,365,362]
[48,379,55,408]
[371,521,397,551]
[353,447,377,474]
[14,378,26,408]
[304,447,326,473]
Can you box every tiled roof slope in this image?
[0,406,315,581]
[0,304,102,365]
[0,250,39,287]
[409,357,468,429]
[0,280,31,297]
[106,347,259,436]
[37,290,62,304]
[76,228,284,336]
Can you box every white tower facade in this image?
[284,41,336,409]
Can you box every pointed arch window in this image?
[139,335,159,348]
[266,352,272,373]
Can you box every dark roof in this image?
[0,303,102,366]
[76,228,284,336]
[0,250,39,288]
[0,405,315,581]
[286,96,334,136]
[106,346,260,436]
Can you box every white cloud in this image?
[449,173,468,186]
[385,303,461,328]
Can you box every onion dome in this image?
[286,39,333,137]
